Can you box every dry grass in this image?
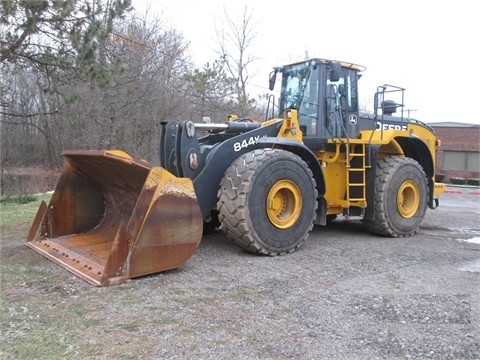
[1,167,61,198]
[0,195,153,359]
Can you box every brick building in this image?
[429,122,480,184]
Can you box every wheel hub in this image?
[266,180,302,229]
[397,180,420,218]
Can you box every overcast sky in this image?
[132,0,480,125]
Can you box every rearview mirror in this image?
[269,69,278,91]
[329,62,341,82]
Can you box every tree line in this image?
[1,0,263,194]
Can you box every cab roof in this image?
[286,58,366,72]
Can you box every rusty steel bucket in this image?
[27,150,203,286]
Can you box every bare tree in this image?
[214,5,258,117]
[1,4,192,176]
[182,57,238,123]
[1,0,134,178]
[56,12,192,161]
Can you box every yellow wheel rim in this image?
[397,180,420,218]
[266,180,302,229]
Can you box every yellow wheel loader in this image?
[27,58,446,285]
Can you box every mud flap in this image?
[26,150,203,286]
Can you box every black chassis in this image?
[159,120,326,221]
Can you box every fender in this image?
[191,125,281,218]
[257,136,325,197]
[394,135,436,209]
[193,132,325,219]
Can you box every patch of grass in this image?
[180,294,217,307]
[117,322,140,332]
[116,355,142,360]
[228,285,256,301]
[150,314,179,326]
[0,193,52,228]
[69,303,88,316]
[83,318,102,328]
[0,311,77,359]
[0,194,38,204]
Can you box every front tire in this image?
[364,156,428,237]
[217,149,318,255]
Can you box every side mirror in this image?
[329,62,341,82]
[269,69,278,91]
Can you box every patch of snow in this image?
[458,237,480,245]
[459,258,480,273]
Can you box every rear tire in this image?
[217,149,317,255]
[364,156,428,237]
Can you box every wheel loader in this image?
[27,58,446,286]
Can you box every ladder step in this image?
[346,144,366,204]
[349,198,366,202]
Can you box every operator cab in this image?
[269,58,365,149]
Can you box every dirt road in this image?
[1,190,479,359]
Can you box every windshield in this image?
[279,63,312,112]
[278,62,320,136]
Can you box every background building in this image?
[429,122,480,184]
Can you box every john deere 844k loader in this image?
[27,58,446,285]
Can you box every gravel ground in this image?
[1,190,479,359]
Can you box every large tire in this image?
[217,148,318,255]
[364,156,428,237]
